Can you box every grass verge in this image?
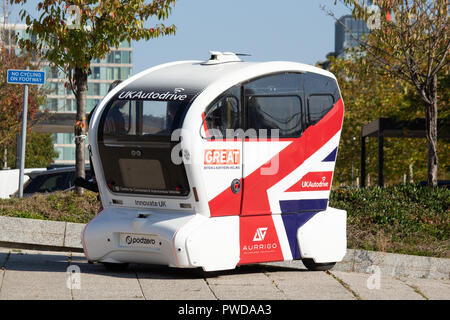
[0,190,100,223]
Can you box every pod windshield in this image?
[97,94,194,197]
[100,99,189,139]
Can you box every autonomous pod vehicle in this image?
[82,51,346,272]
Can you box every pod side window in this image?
[303,72,340,127]
[244,73,304,138]
[307,94,334,125]
[201,86,241,139]
[246,95,302,138]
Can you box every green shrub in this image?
[330,184,450,257]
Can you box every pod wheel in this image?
[302,258,336,271]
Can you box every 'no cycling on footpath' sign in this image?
[7,68,46,198]
[7,69,46,85]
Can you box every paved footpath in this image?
[0,247,449,300]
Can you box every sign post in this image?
[7,68,46,198]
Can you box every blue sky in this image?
[7,0,351,75]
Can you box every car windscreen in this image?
[24,172,70,193]
[24,169,93,194]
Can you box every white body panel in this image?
[297,207,347,263]
[82,208,240,271]
[83,206,346,270]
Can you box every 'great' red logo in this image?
[204,149,240,165]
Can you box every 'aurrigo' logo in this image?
[242,227,277,252]
[239,216,283,264]
[253,227,268,241]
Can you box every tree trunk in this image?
[424,74,438,188]
[408,162,414,183]
[74,68,88,196]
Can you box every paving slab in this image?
[205,265,287,300]
[136,265,215,300]
[0,246,448,300]
[398,277,450,300]
[330,270,425,300]
[268,251,450,281]
[69,252,144,300]
[263,268,355,300]
[0,249,71,300]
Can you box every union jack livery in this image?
[83,52,347,271]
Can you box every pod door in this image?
[98,98,190,197]
[201,86,243,217]
[241,72,306,216]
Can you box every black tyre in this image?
[102,262,129,271]
[302,258,336,271]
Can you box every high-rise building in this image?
[1,23,133,165]
[334,14,371,59]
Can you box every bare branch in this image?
[429,37,450,78]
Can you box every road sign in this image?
[7,68,46,198]
[7,69,45,85]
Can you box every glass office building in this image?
[335,14,371,59]
[1,23,133,165]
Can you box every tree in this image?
[333,0,449,187]
[12,0,177,195]
[0,44,52,168]
[326,54,449,186]
[6,132,58,168]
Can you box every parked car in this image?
[13,166,92,197]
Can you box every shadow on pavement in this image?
[1,249,309,280]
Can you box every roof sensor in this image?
[202,51,242,65]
